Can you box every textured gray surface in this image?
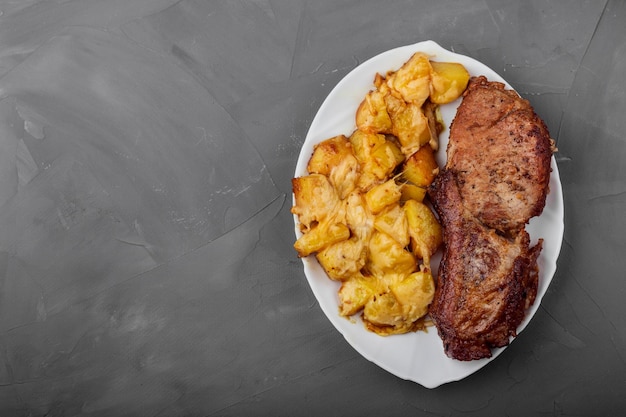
[0,0,624,415]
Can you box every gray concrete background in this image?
[0,1,624,415]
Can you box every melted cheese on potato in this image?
[292,53,469,335]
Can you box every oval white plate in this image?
[293,40,564,388]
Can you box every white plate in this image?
[293,40,564,388]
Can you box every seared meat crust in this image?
[445,76,553,235]
[429,171,541,361]
[429,76,552,360]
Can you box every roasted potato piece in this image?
[356,171,379,193]
[307,135,359,199]
[367,230,416,279]
[317,237,367,281]
[364,270,434,335]
[390,269,435,322]
[291,174,340,233]
[382,89,406,119]
[429,61,470,104]
[348,130,386,164]
[307,135,352,176]
[390,102,432,156]
[293,222,350,258]
[404,199,443,262]
[356,140,404,192]
[388,52,432,106]
[338,273,381,316]
[363,292,404,327]
[373,72,386,90]
[369,139,405,179]
[400,183,427,203]
[330,156,360,200]
[349,130,388,190]
[343,192,374,241]
[364,178,402,214]
[402,144,439,188]
[356,90,392,134]
[373,204,409,248]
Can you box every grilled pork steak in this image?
[444,76,553,235]
[428,76,552,361]
[429,171,542,361]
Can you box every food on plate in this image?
[402,144,439,188]
[429,170,543,360]
[356,53,468,154]
[292,53,469,335]
[443,76,554,235]
[429,61,473,104]
[428,76,554,360]
[404,199,442,264]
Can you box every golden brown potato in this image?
[429,61,470,104]
[382,89,406,119]
[307,135,359,199]
[402,144,439,188]
[338,273,381,316]
[363,292,404,327]
[307,135,352,176]
[363,290,429,335]
[400,183,427,203]
[356,90,392,134]
[364,178,402,214]
[373,204,409,248]
[291,174,340,233]
[387,52,432,106]
[390,102,432,156]
[316,237,367,281]
[390,269,435,322]
[367,230,416,279]
[348,130,386,164]
[342,192,374,241]
[368,139,405,180]
[404,199,443,262]
[373,72,386,90]
[331,156,360,199]
[293,221,350,258]
[349,130,387,191]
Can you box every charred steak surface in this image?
[429,171,542,361]
[428,76,553,361]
